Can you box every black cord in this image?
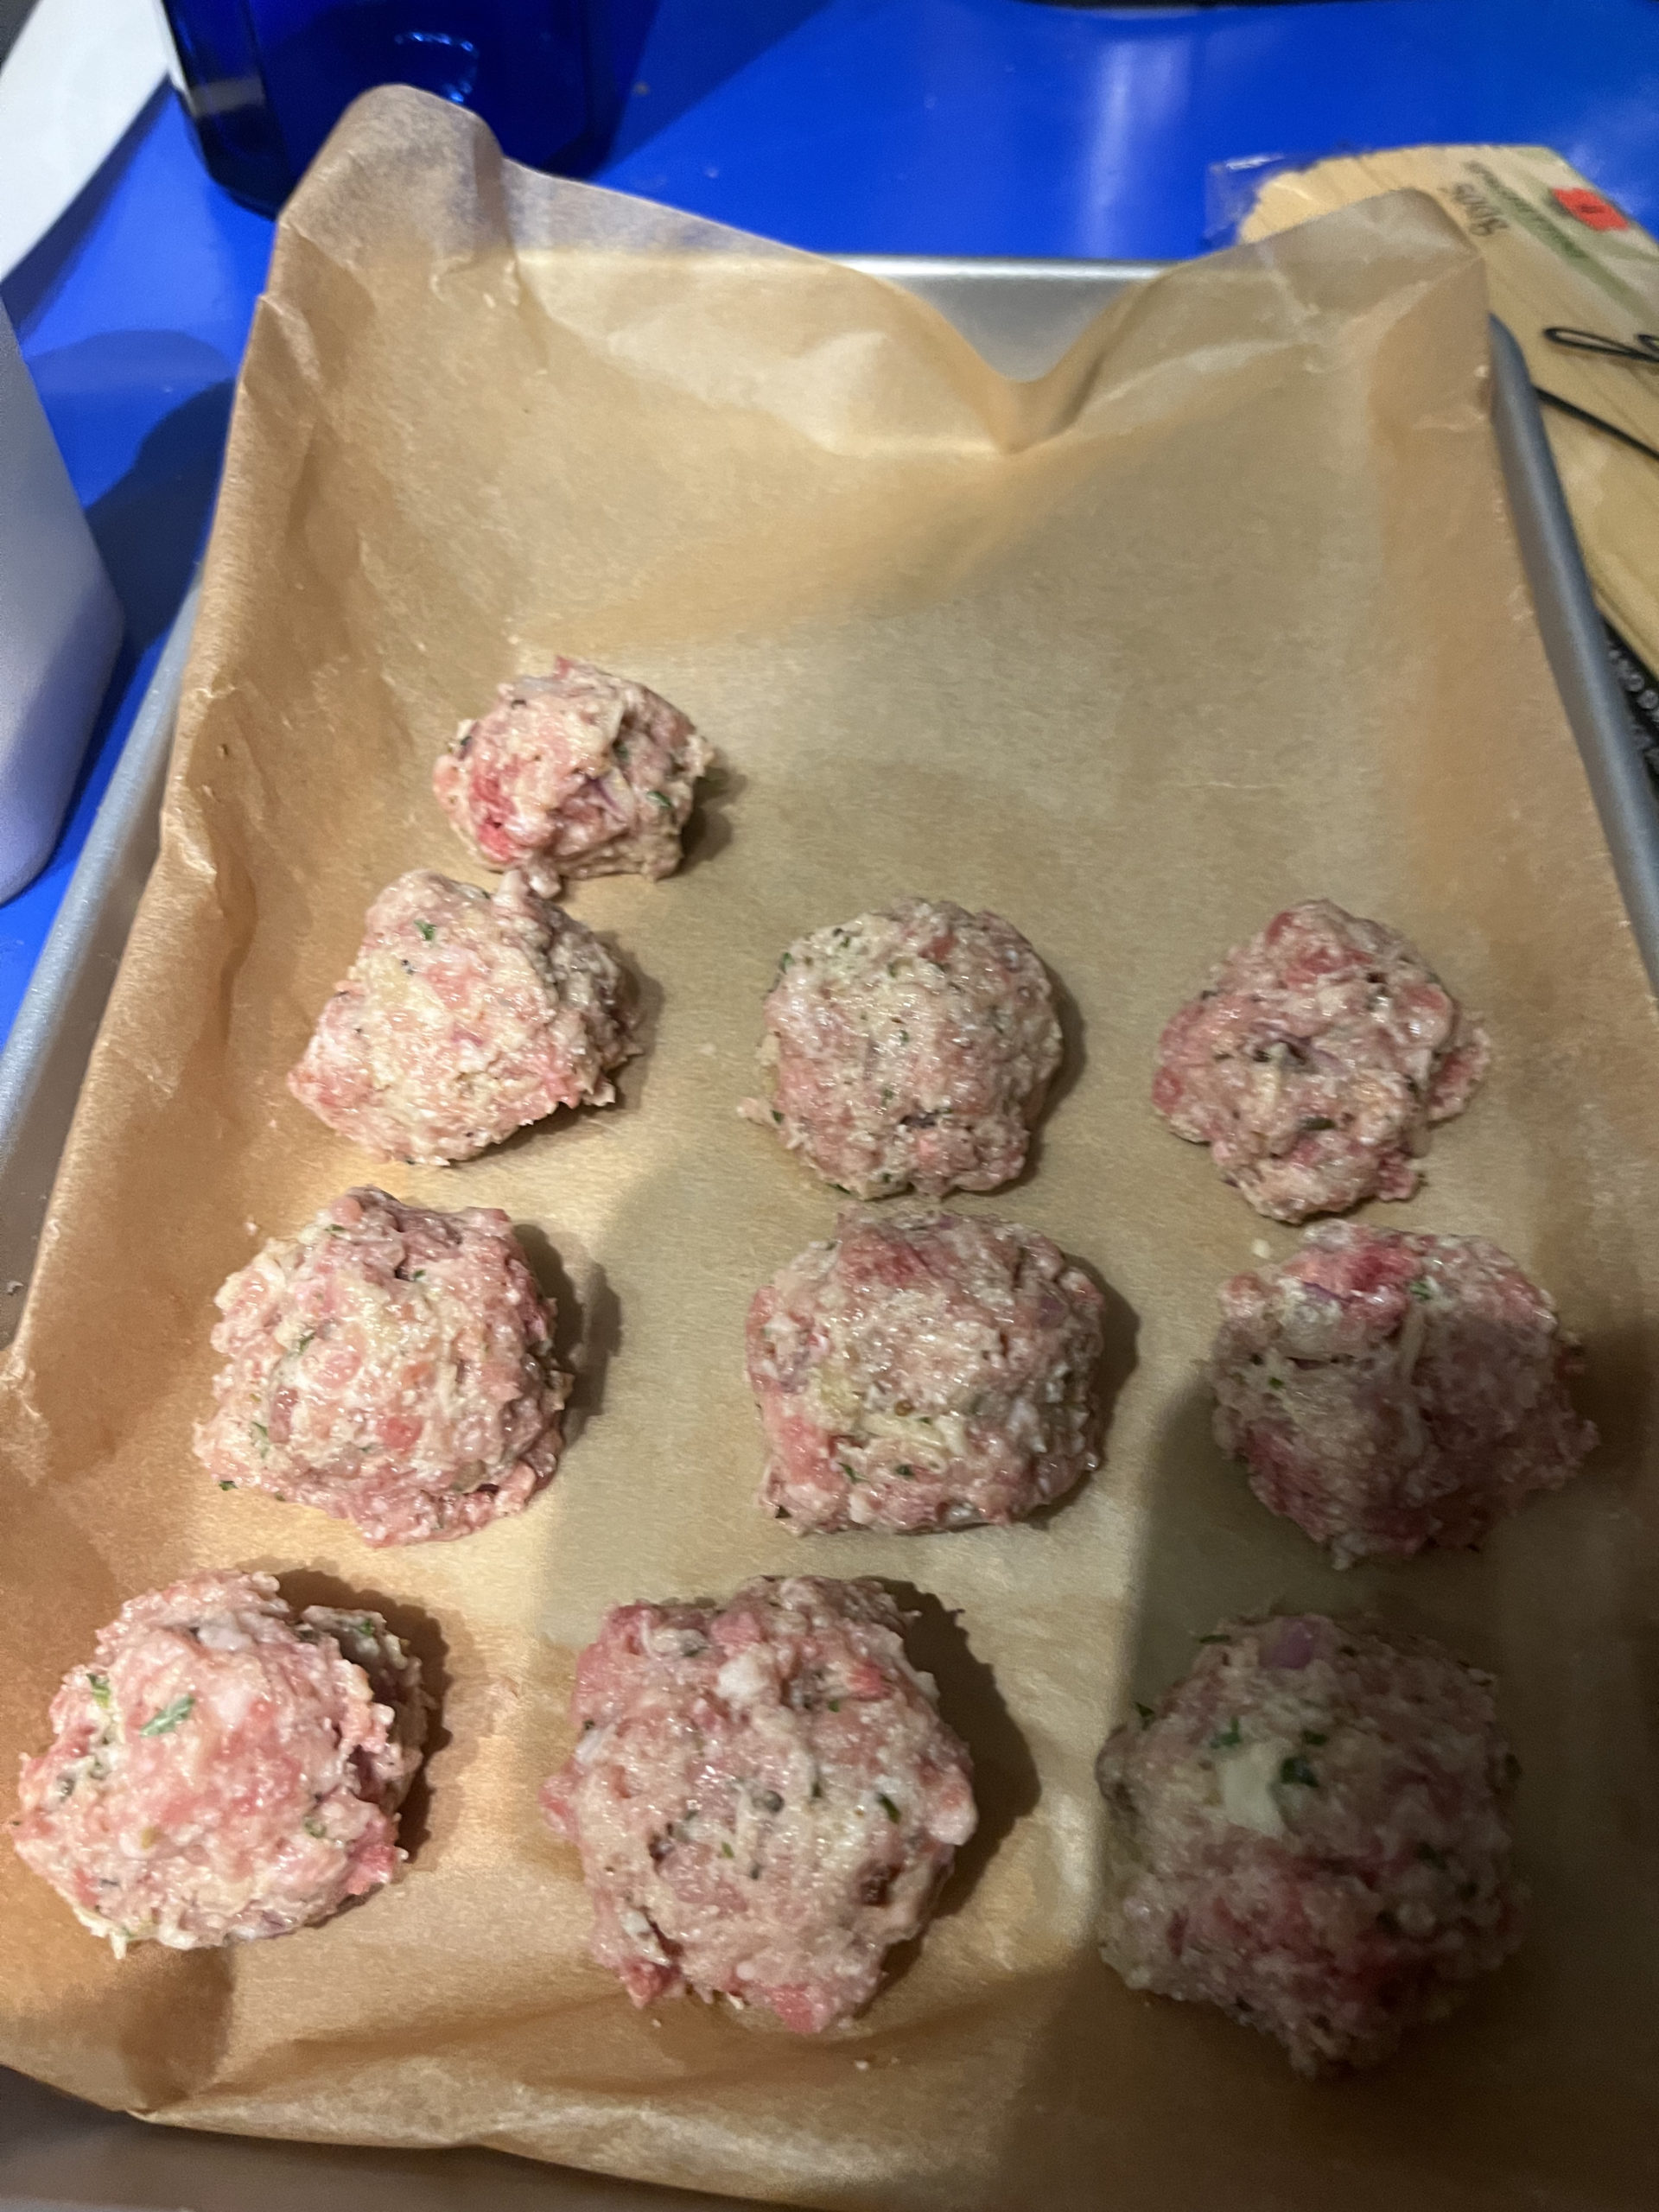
[1531,385,1659,467]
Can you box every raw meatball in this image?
[11,1570,428,1954]
[747,1207,1106,1534]
[194,1187,569,1546]
[289,868,637,1166]
[1096,1614,1524,2075]
[742,899,1063,1198]
[1152,900,1490,1221]
[1210,1222,1596,1567]
[434,659,713,891]
[541,1575,976,2032]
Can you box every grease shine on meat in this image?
[434,659,712,893]
[1096,1615,1524,2075]
[11,1571,428,1953]
[194,1188,569,1546]
[542,1576,976,2032]
[748,1208,1106,1534]
[1152,900,1490,1221]
[289,868,638,1166]
[743,899,1063,1198]
[1211,1223,1596,1567]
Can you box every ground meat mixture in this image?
[542,1576,976,2032]
[194,1187,569,1546]
[1210,1222,1597,1567]
[747,1207,1105,1534]
[434,659,713,892]
[1151,900,1490,1221]
[11,1571,428,1954]
[742,899,1063,1199]
[289,868,637,1166]
[1096,1615,1524,2075]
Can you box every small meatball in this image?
[1210,1222,1597,1567]
[1152,899,1490,1222]
[194,1187,569,1547]
[541,1576,976,2032]
[1096,1615,1525,2075]
[289,868,637,1166]
[11,1571,428,1954]
[748,1207,1106,1534]
[434,659,713,891]
[742,899,1063,1199]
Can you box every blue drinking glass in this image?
[159,0,603,214]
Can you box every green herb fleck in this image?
[1408,1278,1433,1301]
[838,1461,861,1484]
[1208,1717,1242,1751]
[1135,1702,1155,1729]
[647,790,672,810]
[357,1617,377,1639]
[218,1480,236,1491]
[810,1777,823,1800]
[878,1794,900,1824]
[779,952,792,970]
[250,1420,270,1454]
[1301,1116,1337,1133]
[1267,1376,1285,1391]
[720,1842,734,1859]
[140,1695,195,1738]
[1417,1843,1448,1870]
[295,1330,315,1354]
[828,1699,842,1713]
[771,1108,784,1125]
[415,919,436,942]
[1196,1633,1229,1645]
[895,1463,914,1481]
[896,1029,909,1046]
[303,1817,327,1840]
[86,1671,111,1708]
[1301,1730,1328,1746]
[1278,1754,1319,1789]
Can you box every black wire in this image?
[1544,325,1659,365]
[1531,384,1659,468]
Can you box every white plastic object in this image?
[0,300,124,904]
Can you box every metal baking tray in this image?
[1,257,1656,2212]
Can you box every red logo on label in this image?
[1553,187,1630,232]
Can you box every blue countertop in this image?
[7,0,1659,1042]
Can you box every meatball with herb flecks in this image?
[542,1575,976,2032]
[194,1187,569,1546]
[1096,1614,1524,2075]
[742,899,1062,1199]
[11,1571,429,1954]
[434,659,712,893]
[1153,899,1489,1221]
[1211,1223,1596,1566]
[289,868,638,1166]
[748,1207,1105,1533]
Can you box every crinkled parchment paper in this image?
[1,86,1656,2212]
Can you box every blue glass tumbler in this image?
[158,0,601,213]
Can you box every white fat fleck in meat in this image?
[742,898,1063,1199]
[1096,1615,1525,2075]
[11,1571,429,1953]
[1210,1222,1597,1567]
[194,1186,570,1547]
[747,1207,1106,1535]
[288,868,639,1166]
[433,658,713,893]
[540,1576,976,2033]
[1152,899,1490,1222]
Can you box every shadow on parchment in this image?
[982,1319,1659,2212]
[514,1222,622,1451]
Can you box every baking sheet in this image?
[2,85,1657,2212]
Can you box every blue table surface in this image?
[7,0,1659,1044]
